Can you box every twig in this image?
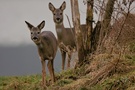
[110,1,133,54]
[65,14,75,38]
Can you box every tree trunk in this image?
[71,0,84,66]
[100,0,115,43]
[86,0,102,53]
[99,0,116,52]
[85,0,94,54]
[91,21,101,52]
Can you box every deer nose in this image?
[56,18,60,21]
[33,37,38,40]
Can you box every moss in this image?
[56,79,73,87]
[79,87,88,90]
[129,43,135,53]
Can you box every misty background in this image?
[0,0,87,76]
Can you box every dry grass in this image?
[49,51,135,90]
[1,42,135,90]
[1,52,135,90]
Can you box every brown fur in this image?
[49,1,76,70]
[49,1,87,70]
[25,21,58,86]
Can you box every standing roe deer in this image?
[25,20,58,86]
[49,1,76,70]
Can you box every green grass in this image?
[0,75,42,90]
[54,69,78,87]
[0,69,77,90]
[1,69,135,90]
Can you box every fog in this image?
[0,0,86,46]
[0,0,86,76]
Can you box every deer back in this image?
[38,31,58,60]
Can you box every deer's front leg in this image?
[41,59,46,87]
[67,52,71,69]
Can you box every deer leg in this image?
[67,52,71,69]
[41,60,46,87]
[47,60,55,84]
[60,49,66,70]
[51,60,55,83]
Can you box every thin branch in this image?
[65,14,74,35]
[65,14,72,28]
[110,0,134,53]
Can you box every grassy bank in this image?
[1,53,135,90]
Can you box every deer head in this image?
[49,1,66,24]
[25,21,45,44]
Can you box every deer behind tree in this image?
[49,1,76,70]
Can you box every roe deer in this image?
[49,1,76,70]
[25,20,58,86]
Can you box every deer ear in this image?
[60,1,66,11]
[37,20,45,30]
[49,2,55,12]
[25,21,34,30]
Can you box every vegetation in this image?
[0,75,42,90]
[1,52,135,90]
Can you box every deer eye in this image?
[53,13,56,15]
[60,13,62,15]
[37,32,40,34]
[31,32,33,34]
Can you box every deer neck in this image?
[55,23,65,33]
[35,36,45,49]
[55,23,65,42]
[37,42,43,49]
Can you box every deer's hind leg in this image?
[47,60,55,84]
[60,49,66,70]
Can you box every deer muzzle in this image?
[32,37,39,41]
